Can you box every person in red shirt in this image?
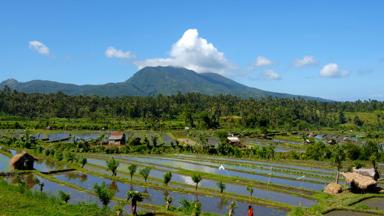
[248,205,254,216]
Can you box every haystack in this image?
[324,182,342,194]
[341,172,377,191]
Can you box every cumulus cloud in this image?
[320,63,349,78]
[294,56,316,67]
[28,41,50,55]
[262,69,281,80]
[254,56,272,67]
[105,47,134,59]
[135,28,233,75]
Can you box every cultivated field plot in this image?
[1,148,336,215]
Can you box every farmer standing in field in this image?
[248,205,254,216]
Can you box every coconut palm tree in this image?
[331,144,346,184]
[139,167,151,182]
[163,171,172,187]
[246,186,253,199]
[192,173,202,191]
[228,201,236,216]
[128,164,137,181]
[217,181,226,194]
[127,190,144,216]
[106,157,119,176]
[94,182,115,207]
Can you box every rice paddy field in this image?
[0,129,383,215]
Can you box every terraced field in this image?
[2,147,380,216]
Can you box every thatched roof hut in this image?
[341,172,377,192]
[9,151,38,170]
[352,167,380,180]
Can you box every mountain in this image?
[0,66,326,100]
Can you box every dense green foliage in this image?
[1,87,384,131]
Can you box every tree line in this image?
[1,87,384,130]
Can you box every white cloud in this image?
[262,69,281,80]
[28,41,50,55]
[135,28,233,75]
[320,63,349,78]
[294,56,316,67]
[105,47,134,59]
[254,56,272,67]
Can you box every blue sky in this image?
[0,0,383,101]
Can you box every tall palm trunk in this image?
[335,168,340,184]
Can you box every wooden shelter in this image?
[9,151,38,170]
[341,172,377,192]
[108,131,126,145]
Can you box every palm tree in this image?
[192,200,201,216]
[80,157,87,168]
[58,190,70,203]
[246,186,253,199]
[331,144,346,184]
[228,201,236,216]
[217,181,226,194]
[94,182,115,207]
[163,171,172,187]
[106,157,120,176]
[164,195,172,211]
[139,167,151,182]
[128,164,137,181]
[127,190,144,216]
[191,173,202,191]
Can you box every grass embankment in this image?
[289,192,384,216]
[0,178,110,216]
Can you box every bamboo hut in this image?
[341,172,377,192]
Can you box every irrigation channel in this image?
[0,150,292,215]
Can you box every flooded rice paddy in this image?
[86,157,316,207]
[1,147,338,215]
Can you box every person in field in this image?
[248,205,254,216]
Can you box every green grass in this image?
[288,191,384,216]
[0,178,110,216]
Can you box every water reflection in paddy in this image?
[179,154,335,175]
[1,173,103,206]
[55,171,287,216]
[0,153,9,172]
[86,157,315,207]
[116,156,325,191]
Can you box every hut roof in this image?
[109,131,124,140]
[9,151,38,166]
[352,167,376,179]
[227,136,240,142]
[341,172,377,190]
